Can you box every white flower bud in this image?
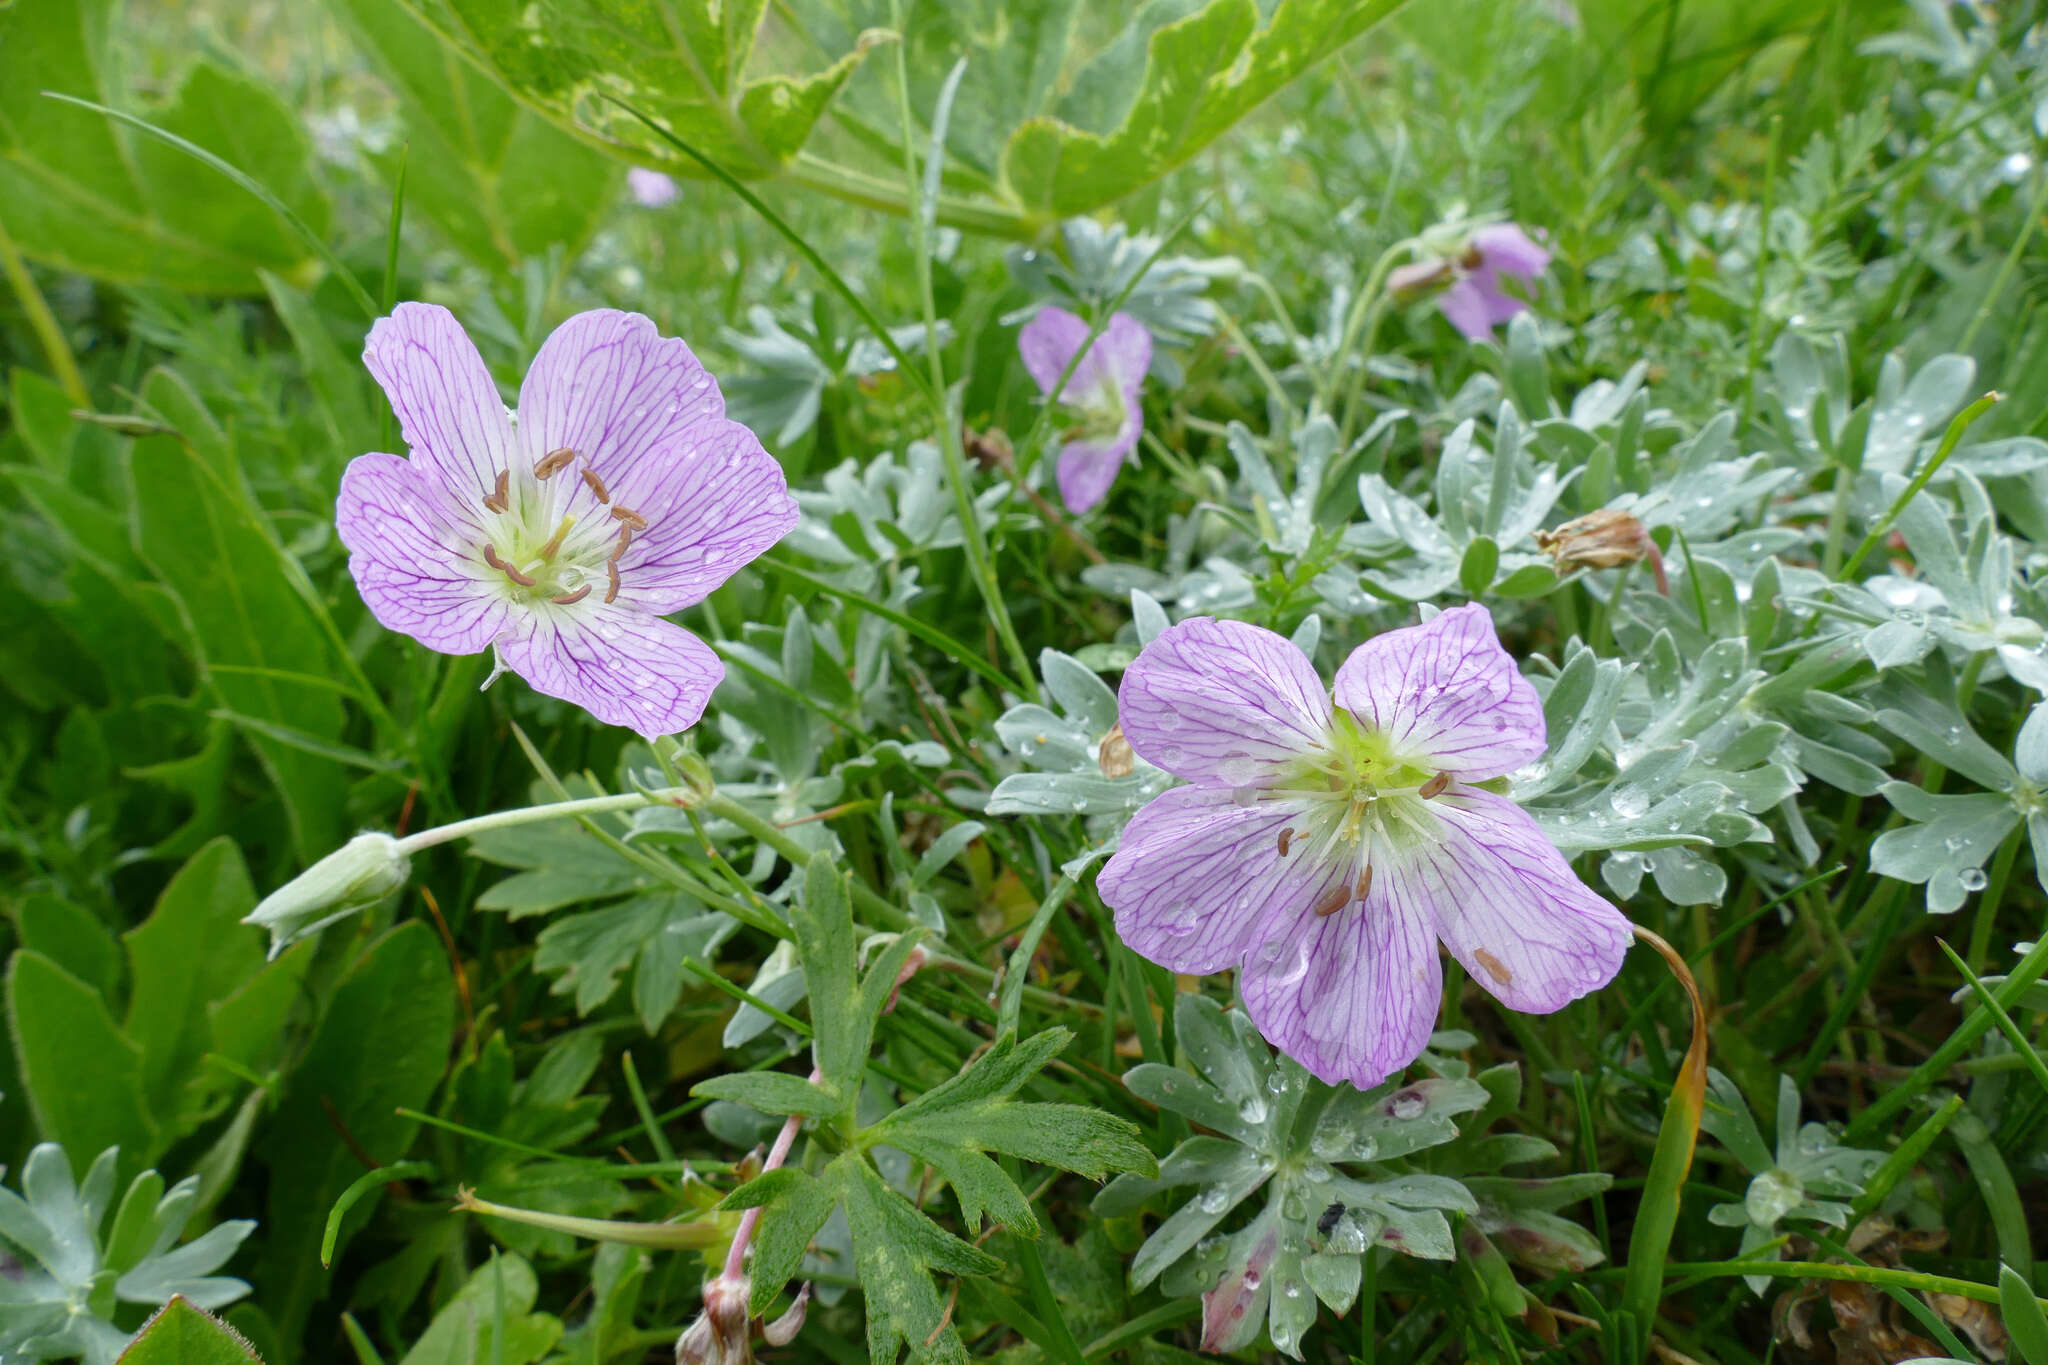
[242,833,410,957]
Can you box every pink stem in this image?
[721,1067,819,1282]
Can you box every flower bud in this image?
[1534,509,1668,593]
[242,833,410,958]
[1097,722,1136,779]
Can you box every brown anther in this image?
[1355,863,1374,902]
[611,504,648,531]
[534,447,577,478]
[482,469,510,514]
[551,585,592,605]
[1277,827,1294,858]
[482,544,537,588]
[608,526,634,564]
[1419,772,1452,800]
[580,467,611,503]
[605,560,621,604]
[1473,948,1514,986]
[1312,882,1351,918]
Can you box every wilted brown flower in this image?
[1098,722,1135,779]
[1534,509,1668,594]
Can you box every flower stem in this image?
[0,211,87,406]
[394,787,701,856]
[725,1068,819,1280]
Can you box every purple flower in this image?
[1018,306,1152,514]
[628,168,680,207]
[341,304,798,739]
[1390,224,1552,342]
[1096,604,1631,1089]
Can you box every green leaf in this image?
[690,1071,837,1117]
[532,893,731,1029]
[791,853,865,1102]
[325,0,623,273]
[118,1297,262,1365]
[7,950,160,1165]
[410,0,881,179]
[743,1167,840,1314]
[13,894,121,1000]
[121,839,265,1124]
[999,0,1407,218]
[2000,1263,2048,1365]
[397,1254,563,1365]
[259,922,454,1343]
[0,0,328,293]
[841,1155,994,1365]
[129,372,348,860]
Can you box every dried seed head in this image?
[1535,509,1657,574]
[963,425,1015,472]
[1098,722,1135,779]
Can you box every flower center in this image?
[1057,371,1128,444]
[474,447,648,608]
[1269,707,1452,911]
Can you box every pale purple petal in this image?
[1472,224,1551,280]
[1056,434,1132,514]
[627,168,680,207]
[1094,312,1153,398]
[1421,789,1632,1012]
[611,420,800,614]
[1240,859,1442,1089]
[1097,788,1339,975]
[514,309,728,511]
[1331,603,1545,779]
[1118,617,1334,787]
[1019,306,1092,394]
[362,303,514,506]
[497,607,724,740]
[1436,278,1509,342]
[336,453,512,654]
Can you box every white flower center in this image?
[474,447,649,608]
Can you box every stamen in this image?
[483,544,537,587]
[1354,864,1373,902]
[551,585,592,605]
[611,505,648,531]
[535,447,577,478]
[482,469,510,514]
[1312,881,1351,918]
[1419,772,1451,800]
[609,527,634,564]
[605,560,621,604]
[1277,827,1294,858]
[581,468,611,503]
[537,515,575,562]
[1473,948,1513,985]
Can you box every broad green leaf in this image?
[7,950,160,1166]
[14,894,121,1001]
[999,0,1407,219]
[259,922,454,1342]
[0,0,328,292]
[326,0,623,273]
[532,893,732,1030]
[840,1155,994,1365]
[129,371,347,860]
[121,839,266,1125]
[398,1254,563,1365]
[791,853,864,1100]
[407,0,880,179]
[118,1297,262,1365]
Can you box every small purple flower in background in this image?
[342,304,798,739]
[1018,305,1152,514]
[628,168,680,207]
[1096,603,1631,1089]
[1388,224,1552,342]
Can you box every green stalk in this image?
[785,152,1042,240]
[890,45,1036,700]
[0,211,87,405]
[1837,392,2001,580]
